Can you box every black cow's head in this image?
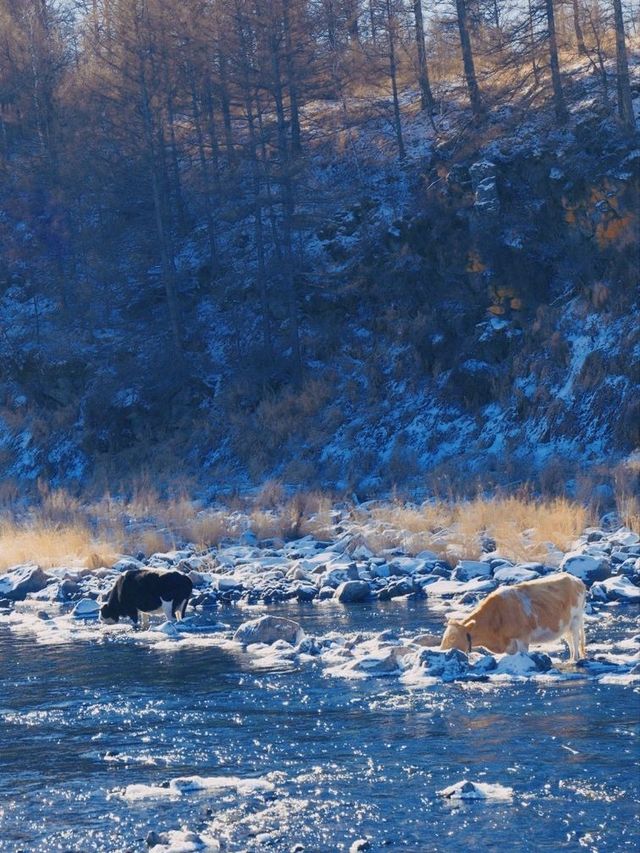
[100,600,120,624]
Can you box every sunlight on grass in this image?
[0,483,634,572]
[0,521,119,572]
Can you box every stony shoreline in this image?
[1,521,638,689]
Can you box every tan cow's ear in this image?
[466,619,477,630]
[446,617,463,626]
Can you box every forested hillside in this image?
[0,0,638,501]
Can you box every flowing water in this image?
[0,602,638,852]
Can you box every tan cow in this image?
[440,573,587,661]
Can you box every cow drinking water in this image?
[100,569,193,630]
[440,573,586,661]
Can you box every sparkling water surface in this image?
[1,602,638,852]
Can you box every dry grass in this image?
[0,520,119,572]
[362,496,592,562]
[1,481,634,574]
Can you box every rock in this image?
[295,584,317,602]
[112,557,144,572]
[59,578,81,600]
[412,633,441,647]
[591,575,640,603]
[475,176,499,213]
[437,779,513,800]
[334,580,370,603]
[152,621,181,637]
[350,840,371,853]
[146,830,162,847]
[610,528,639,547]
[452,560,492,582]
[72,599,100,619]
[417,648,469,681]
[187,570,208,587]
[0,597,14,611]
[352,649,399,676]
[234,615,304,646]
[494,651,552,675]
[378,578,414,600]
[0,565,53,601]
[560,553,611,585]
[469,652,497,674]
[493,565,540,584]
[318,586,335,600]
[415,549,439,561]
[614,558,638,578]
[215,576,243,592]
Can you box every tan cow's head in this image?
[440,618,476,653]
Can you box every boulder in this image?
[452,560,493,582]
[560,553,611,585]
[0,565,53,601]
[610,529,640,547]
[493,565,540,584]
[112,557,144,572]
[295,583,317,602]
[417,648,470,681]
[590,575,640,603]
[352,649,399,676]
[233,615,304,646]
[334,580,371,603]
[72,598,100,619]
[494,651,552,675]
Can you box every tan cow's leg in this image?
[579,617,586,659]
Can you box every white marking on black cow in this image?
[100,569,192,629]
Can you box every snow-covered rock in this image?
[560,553,611,585]
[233,615,304,646]
[452,560,492,582]
[112,557,144,572]
[72,598,100,619]
[437,779,513,800]
[334,580,370,603]
[590,575,640,603]
[494,651,552,675]
[0,565,53,601]
[492,565,540,584]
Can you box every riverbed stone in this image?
[0,565,53,601]
[72,598,100,619]
[233,615,304,646]
[591,575,640,603]
[452,560,492,582]
[560,553,611,585]
[334,580,370,603]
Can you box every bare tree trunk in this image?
[544,0,567,121]
[202,77,222,194]
[245,94,273,360]
[385,0,406,159]
[139,65,182,356]
[528,0,539,85]
[455,0,483,117]
[413,0,434,113]
[346,0,360,42]
[283,0,302,153]
[189,77,218,279]
[613,0,635,128]
[571,0,587,55]
[217,47,236,167]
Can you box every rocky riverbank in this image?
[1,519,638,689]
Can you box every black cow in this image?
[100,569,192,629]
